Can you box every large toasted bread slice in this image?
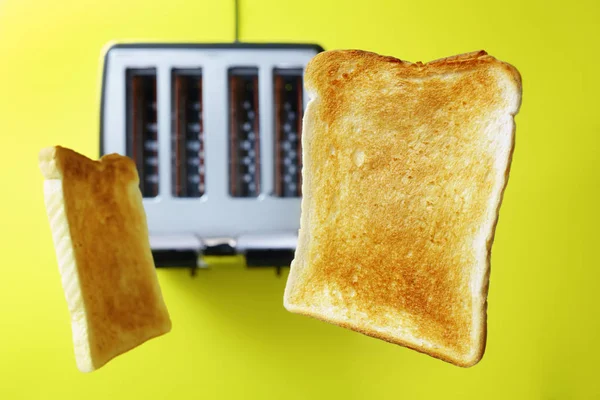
[39,146,171,372]
[284,50,522,367]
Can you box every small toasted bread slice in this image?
[39,146,171,372]
[284,50,522,367]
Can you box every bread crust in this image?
[284,50,521,367]
[40,146,171,371]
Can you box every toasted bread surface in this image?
[284,50,521,367]
[39,146,171,372]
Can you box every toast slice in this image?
[284,50,522,367]
[39,146,171,372]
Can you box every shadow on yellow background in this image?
[0,0,598,398]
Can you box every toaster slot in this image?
[273,68,303,198]
[126,68,158,197]
[229,67,260,197]
[172,69,205,197]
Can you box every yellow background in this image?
[0,0,598,398]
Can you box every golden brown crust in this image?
[285,50,522,367]
[288,307,476,367]
[41,146,171,370]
